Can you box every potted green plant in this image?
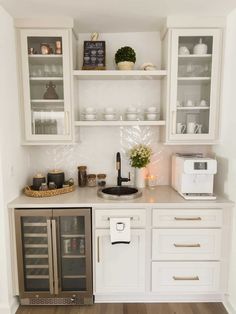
[115,46,136,70]
[129,144,152,188]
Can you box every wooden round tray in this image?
[24,184,75,198]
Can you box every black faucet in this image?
[116,152,130,186]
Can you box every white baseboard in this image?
[224,297,236,314]
[95,293,223,303]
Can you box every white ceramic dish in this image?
[146,113,158,121]
[83,114,97,121]
[126,113,139,120]
[103,114,117,121]
[146,106,158,113]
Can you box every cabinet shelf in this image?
[75,120,166,127]
[178,54,212,59]
[29,77,63,81]
[31,99,64,103]
[177,106,210,110]
[73,70,167,80]
[28,54,63,59]
[178,77,211,81]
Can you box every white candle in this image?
[147,175,157,187]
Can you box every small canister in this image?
[78,166,87,187]
[97,174,106,187]
[87,174,97,187]
[32,173,46,190]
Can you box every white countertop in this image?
[8,186,233,209]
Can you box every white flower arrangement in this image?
[129,144,152,168]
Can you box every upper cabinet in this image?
[16,20,76,144]
[163,28,223,144]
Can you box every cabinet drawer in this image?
[95,209,146,228]
[152,229,221,260]
[152,209,222,228]
[152,261,220,292]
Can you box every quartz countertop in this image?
[8,186,233,209]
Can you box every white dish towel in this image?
[110,217,131,245]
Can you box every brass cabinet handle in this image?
[97,236,100,263]
[174,243,201,248]
[173,276,199,281]
[46,220,54,295]
[52,219,59,295]
[174,217,202,221]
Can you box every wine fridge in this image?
[15,208,93,305]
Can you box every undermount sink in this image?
[97,186,142,200]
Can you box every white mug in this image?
[196,124,203,134]
[185,100,194,107]
[176,123,186,134]
[187,122,200,134]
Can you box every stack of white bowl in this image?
[125,106,139,121]
[81,107,97,120]
[145,106,160,121]
[103,107,117,121]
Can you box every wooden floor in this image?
[17,303,228,314]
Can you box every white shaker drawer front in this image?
[152,229,221,260]
[152,209,222,228]
[152,262,220,292]
[95,209,146,228]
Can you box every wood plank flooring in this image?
[17,303,228,314]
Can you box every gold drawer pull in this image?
[174,243,201,248]
[174,217,202,221]
[173,276,199,281]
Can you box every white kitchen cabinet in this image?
[164,28,223,144]
[94,229,145,293]
[16,26,75,144]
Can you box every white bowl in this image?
[104,114,116,120]
[146,113,157,120]
[146,106,157,113]
[104,107,115,114]
[84,107,96,114]
[126,113,138,120]
[126,106,138,113]
[84,114,96,120]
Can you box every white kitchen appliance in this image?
[171,154,217,200]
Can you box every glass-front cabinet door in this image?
[168,29,222,144]
[19,29,73,143]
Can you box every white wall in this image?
[27,32,211,186]
[0,6,30,314]
[213,8,236,312]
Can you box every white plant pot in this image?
[135,167,147,188]
[117,61,134,70]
